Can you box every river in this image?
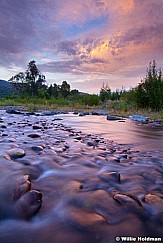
[56,113,163,151]
[0,110,163,242]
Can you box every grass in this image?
[0,97,163,121]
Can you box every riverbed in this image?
[0,110,163,243]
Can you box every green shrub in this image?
[134,61,163,111]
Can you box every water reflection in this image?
[57,113,163,151]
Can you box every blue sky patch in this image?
[64,15,108,37]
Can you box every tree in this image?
[71,89,79,96]
[25,60,46,96]
[60,81,70,98]
[48,83,59,97]
[9,72,26,94]
[99,82,111,102]
[134,60,163,110]
[9,60,46,96]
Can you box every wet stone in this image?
[74,136,82,140]
[5,138,16,143]
[7,148,26,159]
[3,154,11,160]
[25,112,35,116]
[6,108,22,114]
[31,146,44,152]
[113,193,142,208]
[87,141,95,146]
[1,125,7,129]
[51,146,66,153]
[73,111,78,115]
[99,171,120,182]
[143,194,163,207]
[28,134,41,138]
[42,111,56,116]
[32,125,42,130]
[79,113,85,116]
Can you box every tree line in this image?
[9,60,163,110]
[9,60,78,99]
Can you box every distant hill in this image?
[0,79,14,97]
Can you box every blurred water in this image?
[57,113,163,151]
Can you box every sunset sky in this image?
[0,0,163,93]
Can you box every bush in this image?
[134,61,163,110]
[82,94,100,106]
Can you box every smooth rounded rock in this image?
[7,148,26,159]
[143,194,163,207]
[114,193,142,208]
[31,146,44,152]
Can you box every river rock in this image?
[99,171,120,182]
[31,146,44,152]
[6,108,23,115]
[53,118,63,121]
[107,115,123,121]
[129,114,149,123]
[42,111,56,116]
[83,112,90,115]
[4,138,17,143]
[28,133,41,138]
[87,141,95,146]
[143,194,163,207]
[79,113,85,116]
[74,136,82,140]
[32,125,42,130]
[25,112,36,116]
[7,148,26,159]
[114,193,142,208]
[51,147,66,153]
[1,133,8,136]
[1,125,7,129]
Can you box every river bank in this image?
[0,109,163,242]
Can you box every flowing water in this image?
[56,113,163,151]
[0,111,163,243]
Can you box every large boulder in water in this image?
[107,115,124,121]
[6,108,23,115]
[129,114,149,123]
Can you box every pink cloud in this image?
[0,0,163,92]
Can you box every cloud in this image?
[0,0,60,68]
[0,0,163,92]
